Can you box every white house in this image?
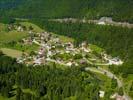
[99,91,105,98]
[98,21,106,25]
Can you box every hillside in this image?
[0,0,133,22]
[0,21,121,100]
[0,0,133,99]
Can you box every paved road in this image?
[49,18,133,28]
[85,67,131,100]
[85,67,122,87]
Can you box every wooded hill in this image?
[0,0,133,23]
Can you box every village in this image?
[13,24,123,67]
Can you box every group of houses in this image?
[15,23,123,67]
[102,53,123,65]
[8,24,26,32]
[16,29,93,66]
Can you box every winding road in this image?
[85,67,122,87]
[85,67,131,100]
[45,56,131,100]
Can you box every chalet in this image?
[17,26,24,32]
[110,93,126,100]
[98,21,106,25]
[80,59,87,65]
[116,95,125,100]
[99,91,105,98]
[109,57,123,65]
[66,62,72,66]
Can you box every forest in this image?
[0,51,104,100]
[0,0,133,23]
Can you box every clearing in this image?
[0,48,23,58]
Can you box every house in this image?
[109,57,123,65]
[99,17,113,23]
[66,62,72,66]
[34,58,41,65]
[80,59,87,65]
[110,93,117,99]
[99,91,105,98]
[65,42,74,48]
[110,93,126,100]
[29,31,33,34]
[17,26,24,32]
[98,22,106,25]
[98,17,113,25]
[116,95,125,100]
[81,41,88,48]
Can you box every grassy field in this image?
[0,22,28,43]
[20,22,44,32]
[123,74,133,98]
[0,21,43,44]
[53,34,74,43]
[0,95,15,100]
[0,23,28,44]
[0,31,28,43]
[90,44,104,54]
[0,23,7,32]
[0,48,23,58]
[95,73,111,90]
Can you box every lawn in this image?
[20,22,44,32]
[55,34,74,43]
[0,23,7,32]
[0,30,28,43]
[90,44,104,54]
[0,22,28,43]
[0,21,44,44]
[0,48,23,58]
[0,95,15,100]
[123,74,133,98]
[95,73,111,90]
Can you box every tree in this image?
[30,51,36,56]
[22,26,27,30]
[111,78,118,89]
[0,50,4,56]
[16,87,23,100]
[0,17,15,24]
[118,87,124,96]
[1,87,9,97]
[130,82,133,91]
[29,26,33,30]
[23,93,32,100]
[39,85,47,96]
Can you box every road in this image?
[49,18,133,28]
[85,67,131,100]
[85,67,122,87]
